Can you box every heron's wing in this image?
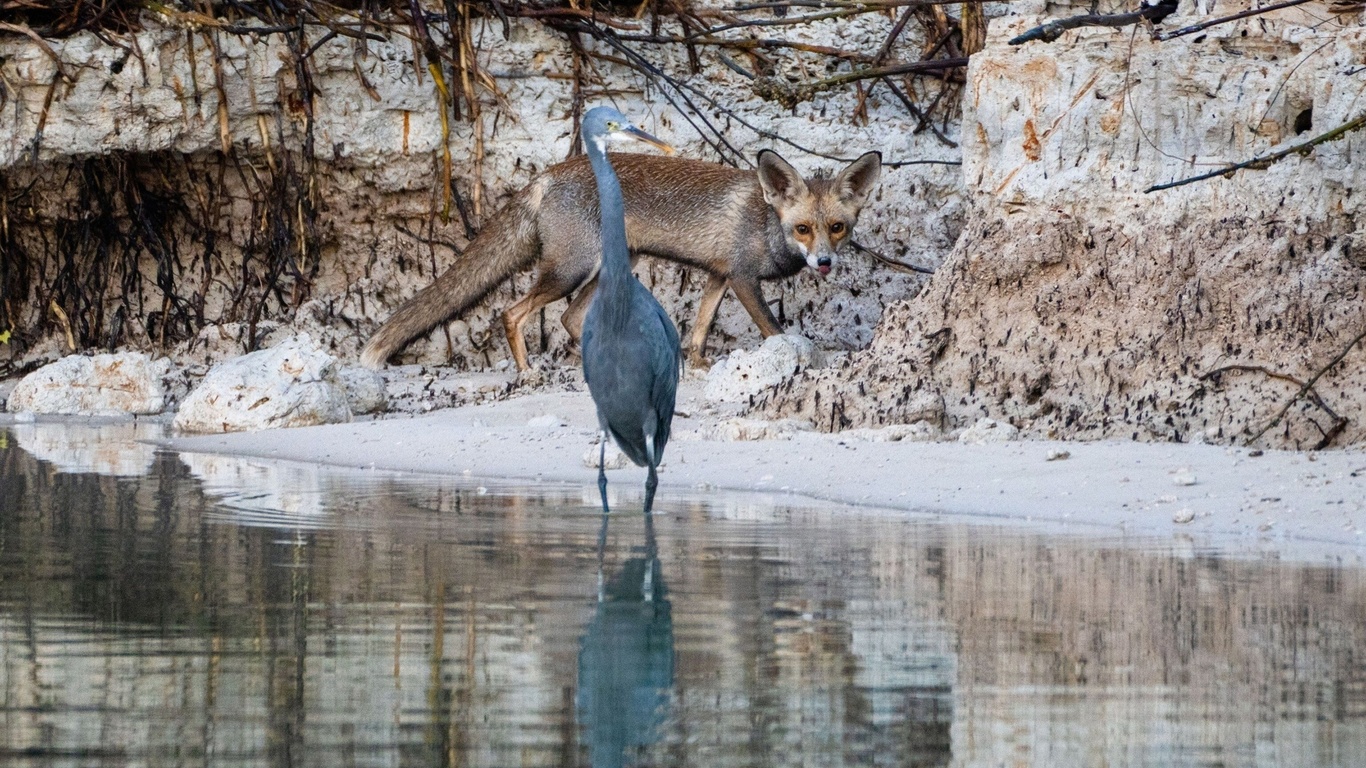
[645,298,681,454]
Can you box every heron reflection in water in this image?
[575,511,674,767]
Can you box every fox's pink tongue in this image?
[817,265,831,276]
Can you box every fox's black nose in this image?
[817,256,831,268]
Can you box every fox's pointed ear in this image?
[756,150,808,206]
[834,151,882,207]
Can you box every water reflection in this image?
[183,451,335,528]
[1,424,1364,767]
[8,418,163,476]
[578,513,673,768]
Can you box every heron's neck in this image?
[587,147,633,291]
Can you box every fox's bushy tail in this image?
[359,187,542,369]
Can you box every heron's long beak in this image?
[623,125,676,156]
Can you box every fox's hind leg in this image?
[502,245,596,371]
[561,275,598,343]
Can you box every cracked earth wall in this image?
[0,11,958,375]
[761,9,1366,449]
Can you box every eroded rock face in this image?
[0,16,952,375]
[704,335,823,404]
[6,352,170,415]
[761,16,1366,449]
[174,336,352,433]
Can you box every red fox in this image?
[359,149,882,371]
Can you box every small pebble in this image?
[1172,469,1197,486]
[1046,449,1071,461]
[1172,508,1196,524]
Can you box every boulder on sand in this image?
[174,336,354,433]
[6,352,170,416]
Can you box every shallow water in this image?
[2,422,1365,767]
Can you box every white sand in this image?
[160,379,1366,563]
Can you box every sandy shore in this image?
[155,377,1366,563]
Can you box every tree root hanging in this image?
[1201,325,1366,450]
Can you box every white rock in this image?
[1171,468,1197,486]
[1046,449,1071,461]
[174,335,352,433]
[527,414,566,428]
[958,418,1020,445]
[7,352,170,415]
[837,421,939,443]
[704,335,822,404]
[336,366,388,414]
[582,440,632,470]
[706,417,812,442]
[1172,508,1196,524]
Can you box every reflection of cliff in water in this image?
[0,426,1364,765]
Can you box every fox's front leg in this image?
[728,277,785,339]
[562,254,641,343]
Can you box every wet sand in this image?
[157,378,1366,563]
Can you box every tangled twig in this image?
[1147,112,1366,193]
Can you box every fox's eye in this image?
[829,222,845,234]
[795,224,811,236]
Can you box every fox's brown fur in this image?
[359,149,881,371]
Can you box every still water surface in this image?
[1,422,1365,767]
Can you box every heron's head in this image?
[583,106,675,157]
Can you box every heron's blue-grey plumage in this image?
[579,106,681,514]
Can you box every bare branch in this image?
[1008,0,1178,46]
[752,58,967,108]
[1146,112,1366,193]
[852,241,936,274]
[1240,323,1366,445]
[1154,0,1317,41]
[0,22,72,82]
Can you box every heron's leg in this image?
[642,558,654,602]
[597,431,610,515]
[641,511,656,602]
[645,464,659,515]
[595,506,609,603]
[643,432,659,515]
[640,428,662,600]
